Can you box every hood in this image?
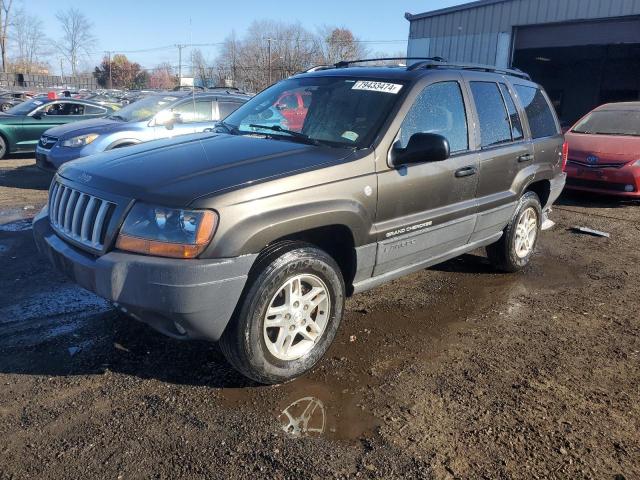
[44,117,133,138]
[59,133,355,206]
[565,132,640,165]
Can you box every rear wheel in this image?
[487,191,542,272]
[0,103,11,112]
[0,135,7,159]
[220,242,345,384]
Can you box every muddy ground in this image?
[0,157,638,479]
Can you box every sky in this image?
[24,0,467,74]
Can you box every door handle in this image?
[454,166,477,178]
[518,153,534,163]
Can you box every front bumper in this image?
[33,209,257,341]
[564,163,640,198]
[35,144,87,172]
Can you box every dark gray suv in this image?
[34,59,566,384]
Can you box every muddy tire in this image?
[219,242,345,384]
[487,191,542,273]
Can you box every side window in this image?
[172,100,213,123]
[514,85,558,139]
[83,105,106,115]
[499,83,524,141]
[470,82,512,148]
[218,101,242,119]
[398,81,468,153]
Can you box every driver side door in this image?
[18,101,89,150]
[374,77,479,276]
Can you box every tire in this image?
[487,191,542,272]
[219,241,345,384]
[1,103,10,112]
[0,135,7,159]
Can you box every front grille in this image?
[567,159,625,169]
[49,181,116,251]
[566,178,634,192]
[39,135,58,150]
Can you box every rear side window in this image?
[470,82,512,148]
[398,81,468,153]
[173,100,213,123]
[499,84,524,141]
[514,85,558,139]
[218,101,242,119]
[84,105,106,115]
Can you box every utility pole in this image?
[176,44,185,86]
[266,37,274,85]
[59,58,64,79]
[105,50,112,89]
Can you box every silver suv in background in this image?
[35,90,251,171]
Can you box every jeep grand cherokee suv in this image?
[34,59,566,384]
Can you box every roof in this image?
[405,0,511,21]
[296,66,422,81]
[596,102,640,111]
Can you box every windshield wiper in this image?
[248,124,319,146]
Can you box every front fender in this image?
[208,198,372,257]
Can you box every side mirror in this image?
[31,112,43,120]
[391,133,450,166]
[154,111,181,130]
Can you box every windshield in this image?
[108,94,180,122]
[6,98,46,116]
[572,109,640,136]
[224,76,406,148]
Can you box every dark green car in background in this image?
[0,98,116,159]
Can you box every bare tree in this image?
[11,10,49,73]
[191,48,218,87]
[0,0,13,72]
[55,7,96,76]
[319,26,368,64]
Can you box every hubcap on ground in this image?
[263,274,330,361]
[514,206,538,258]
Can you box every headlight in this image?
[115,203,218,259]
[62,133,99,148]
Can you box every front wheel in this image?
[219,242,345,384]
[487,191,542,272]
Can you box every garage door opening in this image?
[512,17,640,128]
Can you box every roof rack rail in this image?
[305,65,333,73]
[334,57,447,68]
[417,61,531,80]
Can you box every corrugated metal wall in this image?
[408,0,640,64]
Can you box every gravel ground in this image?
[0,157,638,479]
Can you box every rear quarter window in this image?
[514,85,558,139]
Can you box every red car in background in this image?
[564,102,640,198]
[276,90,311,131]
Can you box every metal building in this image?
[406,0,640,124]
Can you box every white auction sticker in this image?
[352,81,403,94]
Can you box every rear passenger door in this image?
[375,76,479,275]
[466,76,533,242]
[512,84,563,191]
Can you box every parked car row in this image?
[34,90,251,170]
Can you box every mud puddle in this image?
[217,250,583,441]
[0,207,36,231]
